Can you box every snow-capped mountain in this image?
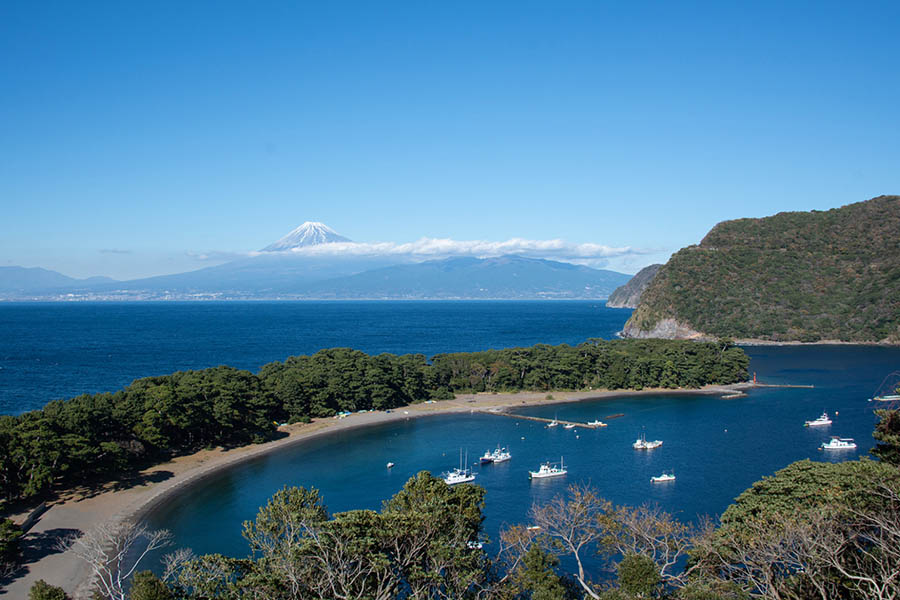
[261,222,352,252]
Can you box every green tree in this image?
[128,571,172,600]
[28,580,68,600]
[616,553,660,597]
[514,545,569,600]
[871,409,900,465]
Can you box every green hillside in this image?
[625,195,900,342]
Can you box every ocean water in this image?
[0,301,629,415]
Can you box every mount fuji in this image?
[0,222,633,300]
[261,222,352,251]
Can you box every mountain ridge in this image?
[623,195,900,342]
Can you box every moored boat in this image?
[564,423,576,429]
[491,446,511,463]
[529,457,567,479]
[804,412,832,427]
[633,432,663,450]
[443,449,476,484]
[587,420,607,427]
[870,394,900,402]
[480,449,494,464]
[821,437,857,450]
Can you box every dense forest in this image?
[24,409,900,600]
[0,339,748,506]
[625,195,900,342]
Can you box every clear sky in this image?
[2,1,898,279]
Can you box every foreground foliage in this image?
[628,195,900,342]
[0,339,748,504]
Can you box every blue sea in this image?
[0,300,628,415]
[1,301,894,576]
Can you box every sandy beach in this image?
[2,384,748,598]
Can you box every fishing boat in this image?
[587,420,607,427]
[479,449,494,464]
[633,432,663,450]
[491,446,512,463]
[651,472,675,483]
[804,412,832,427]
[529,457,567,479]
[443,449,476,485]
[821,437,857,450]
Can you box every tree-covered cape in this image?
[0,339,748,504]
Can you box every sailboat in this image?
[443,449,476,485]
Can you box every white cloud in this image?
[189,237,653,269]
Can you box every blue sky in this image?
[2,1,898,279]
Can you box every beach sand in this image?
[1,384,747,598]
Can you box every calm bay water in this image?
[143,345,893,573]
[1,301,894,575]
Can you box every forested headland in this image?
[0,339,748,506]
[624,195,900,342]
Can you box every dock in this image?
[476,409,620,428]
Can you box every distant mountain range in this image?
[0,267,115,295]
[1,223,633,300]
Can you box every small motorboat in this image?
[529,457,567,479]
[651,472,675,483]
[821,437,857,450]
[386,462,395,468]
[804,412,832,427]
[491,446,511,463]
[587,420,607,427]
[564,423,576,430]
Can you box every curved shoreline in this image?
[3,384,749,599]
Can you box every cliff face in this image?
[606,264,662,308]
[623,195,900,343]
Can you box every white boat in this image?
[870,394,900,402]
[443,449,476,485]
[480,449,494,464]
[633,432,663,450]
[651,472,675,483]
[490,446,511,463]
[821,437,857,450]
[386,462,395,468]
[804,412,832,427]
[529,457,567,479]
[587,420,607,427]
[564,423,576,430]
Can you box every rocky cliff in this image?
[606,264,662,308]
